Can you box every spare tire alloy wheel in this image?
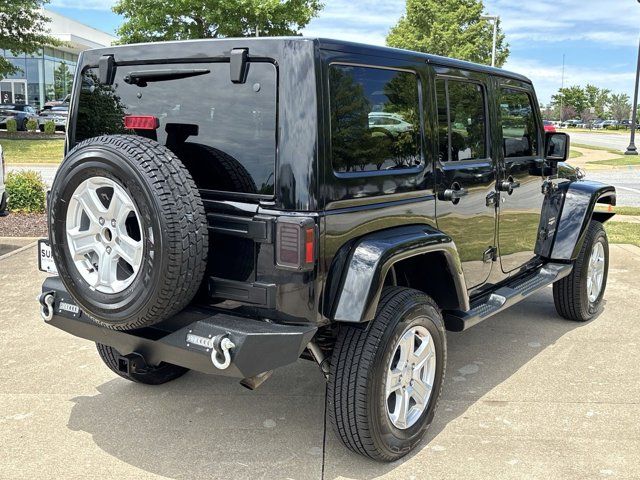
[49,135,208,331]
[66,176,144,294]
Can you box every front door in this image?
[496,84,544,273]
[434,73,497,290]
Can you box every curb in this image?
[0,241,37,261]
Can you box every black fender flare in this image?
[549,180,616,261]
[330,224,469,323]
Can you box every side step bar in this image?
[443,263,572,332]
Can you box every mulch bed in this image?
[0,213,48,237]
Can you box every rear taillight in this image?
[276,217,316,271]
[124,115,159,130]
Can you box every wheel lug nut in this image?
[111,219,116,227]
[106,246,112,254]
[99,217,105,225]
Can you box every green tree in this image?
[0,0,60,79]
[585,84,610,118]
[53,62,73,99]
[609,93,631,125]
[551,86,588,121]
[112,0,323,43]
[386,0,509,67]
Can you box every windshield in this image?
[74,61,277,196]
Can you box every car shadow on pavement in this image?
[66,288,591,480]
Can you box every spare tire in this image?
[49,135,208,330]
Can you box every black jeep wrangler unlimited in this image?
[38,38,616,461]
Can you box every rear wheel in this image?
[553,220,609,321]
[327,287,446,461]
[96,343,188,385]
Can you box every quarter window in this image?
[435,78,487,162]
[329,65,421,173]
[500,88,539,158]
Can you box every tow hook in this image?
[39,292,55,322]
[211,334,235,370]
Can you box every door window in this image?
[500,88,539,158]
[435,79,486,162]
[329,65,422,173]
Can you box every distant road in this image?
[588,169,640,207]
[567,131,631,152]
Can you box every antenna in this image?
[560,54,565,122]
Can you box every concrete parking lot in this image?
[1,243,639,479]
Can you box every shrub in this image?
[44,120,56,135]
[25,118,38,132]
[5,170,46,213]
[6,118,17,133]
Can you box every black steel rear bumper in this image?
[40,277,316,378]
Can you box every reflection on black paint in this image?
[329,65,421,173]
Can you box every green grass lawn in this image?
[606,222,640,247]
[0,138,64,164]
[608,206,640,216]
[571,143,640,167]
[569,149,583,159]
[590,155,640,167]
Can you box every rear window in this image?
[75,62,277,196]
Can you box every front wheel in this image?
[327,287,446,462]
[553,220,609,321]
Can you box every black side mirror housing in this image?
[544,132,570,162]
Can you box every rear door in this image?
[434,70,497,290]
[496,82,545,273]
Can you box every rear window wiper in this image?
[123,68,210,87]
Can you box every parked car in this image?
[0,144,6,215]
[38,104,69,132]
[619,119,639,129]
[0,104,38,131]
[543,120,556,132]
[560,119,581,128]
[368,111,414,135]
[37,38,616,462]
[594,119,618,129]
[41,95,71,110]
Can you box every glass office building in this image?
[0,10,114,109]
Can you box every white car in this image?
[0,144,7,215]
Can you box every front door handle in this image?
[497,177,520,194]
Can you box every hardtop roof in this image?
[83,36,531,84]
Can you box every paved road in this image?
[2,244,640,479]
[588,169,640,207]
[568,131,631,152]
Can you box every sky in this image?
[47,0,640,104]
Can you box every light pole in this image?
[626,0,640,155]
[481,15,499,67]
[626,35,640,155]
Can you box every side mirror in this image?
[544,132,570,162]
